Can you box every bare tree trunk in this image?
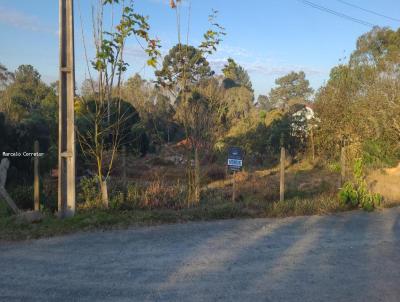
[310,127,315,163]
[101,179,109,208]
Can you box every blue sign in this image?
[228,147,243,171]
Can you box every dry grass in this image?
[367,163,400,205]
[6,153,396,241]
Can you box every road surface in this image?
[1,207,400,301]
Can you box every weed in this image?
[339,158,383,211]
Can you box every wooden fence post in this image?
[122,146,127,186]
[34,140,40,211]
[232,171,236,202]
[340,144,346,186]
[280,147,285,202]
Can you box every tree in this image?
[315,27,400,165]
[350,26,400,71]
[1,65,51,122]
[155,44,214,95]
[77,0,160,206]
[0,63,13,90]
[268,71,313,109]
[123,74,180,146]
[224,86,254,126]
[222,58,253,91]
[157,5,225,205]
[257,94,273,111]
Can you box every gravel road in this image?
[1,207,400,302]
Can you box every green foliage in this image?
[268,71,313,109]
[0,65,58,184]
[338,159,383,211]
[222,58,253,91]
[155,44,214,89]
[125,183,142,208]
[339,182,359,207]
[122,74,181,145]
[9,185,33,210]
[93,1,160,74]
[0,200,11,218]
[76,98,149,156]
[110,192,125,210]
[362,139,399,168]
[350,26,400,69]
[257,95,273,111]
[199,10,226,55]
[0,63,14,90]
[327,162,341,173]
[78,177,101,208]
[259,110,267,119]
[315,27,400,162]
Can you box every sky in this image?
[0,0,399,97]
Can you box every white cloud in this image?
[218,45,253,58]
[209,57,325,77]
[245,62,325,77]
[0,6,56,35]
[124,45,148,59]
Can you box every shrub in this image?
[362,139,399,168]
[327,162,341,173]
[339,182,358,207]
[41,177,57,211]
[338,158,382,211]
[125,183,142,209]
[0,200,11,217]
[143,180,186,209]
[206,165,226,181]
[110,192,125,210]
[78,176,100,208]
[234,171,249,183]
[147,157,175,166]
[9,185,33,209]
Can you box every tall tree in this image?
[268,71,313,109]
[350,26,400,70]
[155,44,214,96]
[222,58,253,91]
[315,27,400,163]
[257,94,273,111]
[0,63,14,90]
[157,5,225,205]
[1,65,52,122]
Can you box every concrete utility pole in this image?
[58,0,76,218]
[34,141,40,211]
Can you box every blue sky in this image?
[0,0,399,97]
